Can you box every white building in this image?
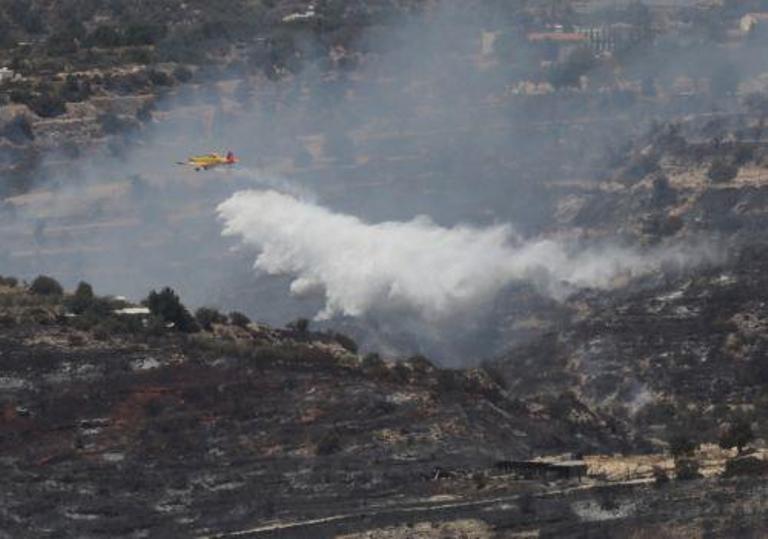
[282,3,316,23]
[0,68,15,83]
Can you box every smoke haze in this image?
[3,0,760,362]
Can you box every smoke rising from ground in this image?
[1,1,758,362]
[218,189,715,324]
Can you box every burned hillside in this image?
[7,0,768,536]
[3,280,768,536]
[0,279,633,536]
[491,243,768,452]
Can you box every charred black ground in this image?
[5,0,768,537]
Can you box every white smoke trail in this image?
[217,190,714,321]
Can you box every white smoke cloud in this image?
[217,189,716,323]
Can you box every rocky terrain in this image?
[0,280,626,537]
[6,0,768,537]
[3,281,768,537]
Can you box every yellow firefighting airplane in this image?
[177,151,239,171]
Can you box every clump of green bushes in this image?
[145,287,198,333]
[30,275,63,296]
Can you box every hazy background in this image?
[1,1,755,362]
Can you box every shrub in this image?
[30,275,63,296]
[288,318,310,332]
[651,175,677,207]
[333,332,358,353]
[195,307,226,331]
[652,466,670,486]
[389,362,411,384]
[734,144,754,166]
[172,65,193,83]
[719,418,754,455]
[229,311,251,328]
[0,276,18,288]
[148,69,173,87]
[408,355,436,375]
[60,76,92,102]
[669,433,697,458]
[124,24,167,46]
[28,93,67,118]
[723,455,768,477]
[144,287,198,332]
[708,159,739,183]
[315,431,342,456]
[362,353,389,379]
[87,25,123,48]
[472,472,487,490]
[674,458,701,481]
[66,281,95,314]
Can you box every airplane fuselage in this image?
[183,152,239,171]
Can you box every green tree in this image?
[67,281,95,314]
[669,433,697,458]
[29,93,67,118]
[229,311,251,328]
[30,275,63,296]
[144,287,198,332]
[195,307,226,331]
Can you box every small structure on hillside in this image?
[495,459,588,481]
[0,67,15,83]
[114,307,151,316]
